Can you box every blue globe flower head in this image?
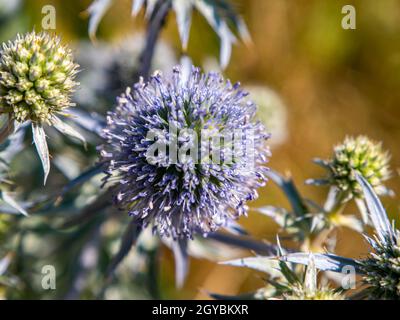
[99,66,270,239]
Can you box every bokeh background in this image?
[1,0,400,299]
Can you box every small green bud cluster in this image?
[328,136,390,198]
[0,31,79,124]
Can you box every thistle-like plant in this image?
[86,0,250,68]
[99,65,270,239]
[0,31,85,184]
[282,174,400,300]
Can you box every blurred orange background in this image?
[7,0,400,299]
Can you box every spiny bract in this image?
[0,31,79,124]
[327,136,390,198]
[361,233,400,299]
[99,66,270,239]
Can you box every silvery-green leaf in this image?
[267,170,307,217]
[87,0,113,41]
[1,191,28,216]
[323,186,341,212]
[0,205,23,215]
[172,238,189,288]
[304,254,317,295]
[145,0,158,17]
[186,237,240,260]
[363,234,381,251]
[219,25,234,69]
[194,0,236,68]
[276,235,286,256]
[220,257,281,278]
[312,158,331,169]
[257,206,292,228]
[68,109,105,136]
[281,252,361,273]
[51,116,87,148]
[355,173,396,245]
[180,55,193,85]
[334,214,363,233]
[236,16,251,45]
[355,199,369,225]
[131,0,145,15]
[203,0,250,43]
[310,214,325,233]
[305,178,329,186]
[32,124,50,185]
[0,254,12,276]
[223,220,247,236]
[173,0,193,50]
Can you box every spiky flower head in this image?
[99,66,270,239]
[360,232,400,300]
[326,136,390,198]
[0,31,79,124]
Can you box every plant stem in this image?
[306,188,348,251]
[138,0,172,80]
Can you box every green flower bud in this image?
[12,61,29,77]
[0,72,16,87]
[4,90,23,104]
[28,66,42,81]
[0,31,79,124]
[327,136,391,198]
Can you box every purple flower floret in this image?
[99,66,270,239]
